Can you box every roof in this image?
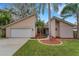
[3,14,35,29]
[51,16,75,26]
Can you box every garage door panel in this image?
[11,28,32,37]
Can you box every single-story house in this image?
[43,16,75,39]
[4,14,36,38]
[2,14,76,39]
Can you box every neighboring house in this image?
[44,16,75,39]
[4,14,36,38]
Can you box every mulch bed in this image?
[39,37,62,45]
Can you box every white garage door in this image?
[11,28,32,37]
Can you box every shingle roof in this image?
[51,16,75,26]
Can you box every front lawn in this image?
[14,39,79,56]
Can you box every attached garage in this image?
[11,28,32,37]
[5,15,36,38]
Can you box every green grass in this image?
[14,39,79,56]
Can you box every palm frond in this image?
[61,4,77,17]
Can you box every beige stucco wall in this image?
[50,19,73,38]
[60,22,73,38]
[50,19,56,37]
[6,15,36,38]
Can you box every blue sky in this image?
[39,4,76,24]
[0,3,76,24]
[0,3,9,9]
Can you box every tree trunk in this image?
[76,12,79,39]
[48,3,51,40]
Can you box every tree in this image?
[0,9,12,38]
[37,3,59,39]
[61,4,79,39]
[0,9,11,26]
[8,3,36,19]
[36,19,45,38]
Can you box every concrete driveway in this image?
[0,38,29,56]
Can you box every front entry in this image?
[36,28,49,38]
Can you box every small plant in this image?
[36,19,45,38]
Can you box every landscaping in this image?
[0,3,79,56]
[13,39,79,56]
[39,37,62,45]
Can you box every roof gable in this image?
[3,14,35,28]
[51,16,75,26]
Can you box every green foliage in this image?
[0,10,11,38]
[61,4,78,18]
[36,19,45,29]
[0,10,11,26]
[35,19,45,38]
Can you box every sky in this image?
[0,3,77,24]
[0,3,9,9]
[39,4,76,24]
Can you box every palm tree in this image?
[61,4,79,39]
[36,19,45,38]
[37,3,59,39]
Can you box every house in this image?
[43,16,75,39]
[4,14,36,38]
[3,14,75,39]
